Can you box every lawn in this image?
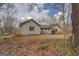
[0,34,77,56]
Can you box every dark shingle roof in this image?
[19,19,41,27]
[19,19,61,29]
[41,24,61,29]
[49,24,61,29]
[41,25,52,29]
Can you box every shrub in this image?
[15,32,21,36]
[0,32,4,36]
[56,29,65,34]
[51,29,57,34]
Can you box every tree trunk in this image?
[72,4,79,49]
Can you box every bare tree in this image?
[48,4,65,31]
[1,3,17,34]
[64,3,72,34]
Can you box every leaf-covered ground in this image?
[0,34,77,56]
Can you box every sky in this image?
[0,3,71,26]
[43,3,64,16]
[14,3,64,19]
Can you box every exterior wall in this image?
[41,26,61,34]
[20,21,41,35]
[41,29,52,34]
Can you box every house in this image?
[41,25,52,34]
[19,19,41,35]
[19,19,61,35]
[41,24,61,34]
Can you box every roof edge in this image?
[19,19,41,27]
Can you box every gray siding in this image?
[20,21,41,35]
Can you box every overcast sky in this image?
[13,3,64,19]
[0,3,71,25]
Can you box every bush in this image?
[0,32,4,36]
[51,29,57,34]
[56,29,65,34]
[15,32,21,36]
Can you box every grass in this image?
[0,35,14,39]
[0,34,77,56]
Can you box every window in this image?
[29,26,34,31]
